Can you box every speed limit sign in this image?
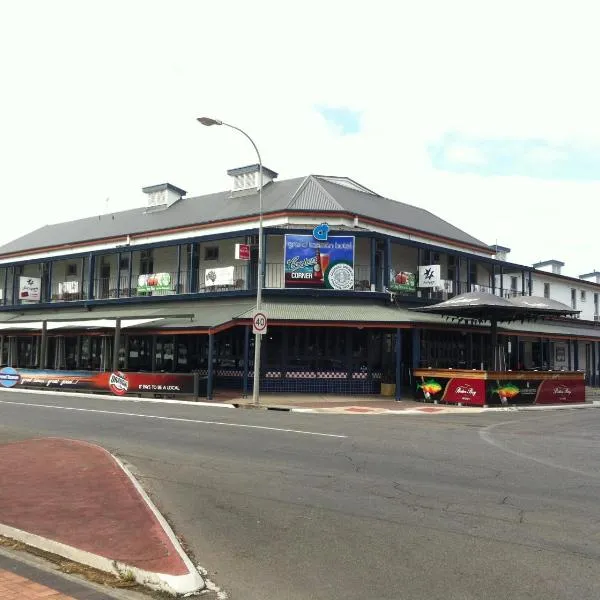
[252,312,268,335]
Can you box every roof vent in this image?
[489,244,511,262]
[579,270,600,284]
[142,183,186,212]
[227,164,278,196]
[533,259,565,275]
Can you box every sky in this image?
[1,0,599,277]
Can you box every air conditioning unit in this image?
[594,314,600,322]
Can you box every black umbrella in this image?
[411,292,579,370]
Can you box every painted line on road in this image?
[479,420,600,479]
[0,399,347,439]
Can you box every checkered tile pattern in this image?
[284,371,348,379]
[216,369,243,377]
[352,372,368,379]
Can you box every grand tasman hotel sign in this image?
[284,225,355,290]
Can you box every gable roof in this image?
[0,174,488,257]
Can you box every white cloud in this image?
[0,0,598,277]
[444,144,487,166]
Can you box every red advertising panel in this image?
[442,378,486,406]
[535,379,585,404]
[6,369,195,396]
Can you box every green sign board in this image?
[137,273,172,293]
[388,271,416,292]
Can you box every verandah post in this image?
[395,328,403,401]
[207,332,215,400]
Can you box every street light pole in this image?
[197,117,264,406]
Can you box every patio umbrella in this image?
[411,292,579,370]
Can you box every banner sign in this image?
[235,243,251,261]
[388,271,416,293]
[205,266,235,287]
[58,281,79,295]
[284,234,355,289]
[137,273,172,293]
[418,265,441,288]
[414,374,584,406]
[19,276,41,301]
[0,368,195,395]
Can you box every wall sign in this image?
[235,243,251,261]
[388,271,416,292]
[312,223,330,241]
[418,265,441,288]
[284,234,354,290]
[19,276,41,301]
[205,266,235,287]
[137,273,172,293]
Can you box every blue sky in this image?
[316,106,362,135]
[428,133,600,181]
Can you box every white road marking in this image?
[0,399,347,439]
[479,420,600,479]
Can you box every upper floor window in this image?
[119,256,130,271]
[543,282,550,298]
[580,290,586,302]
[140,250,153,274]
[571,288,577,309]
[510,276,518,292]
[594,293,599,316]
[66,263,78,277]
[204,246,219,261]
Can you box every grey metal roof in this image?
[235,299,444,324]
[501,319,600,340]
[0,174,488,256]
[315,178,488,248]
[0,299,256,329]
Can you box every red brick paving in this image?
[0,438,188,575]
[0,568,77,599]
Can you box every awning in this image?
[235,299,445,324]
[0,299,256,332]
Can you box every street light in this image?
[197,117,264,406]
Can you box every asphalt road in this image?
[1,390,599,600]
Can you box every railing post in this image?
[115,253,121,298]
[261,233,268,288]
[175,245,181,294]
[87,253,95,300]
[112,318,121,372]
[242,325,250,397]
[395,328,403,401]
[46,261,53,302]
[384,238,391,288]
[127,251,133,297]
[370,238,376,290]
[207,332,214,400]
[3,267,7,306]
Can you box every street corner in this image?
[0,437,204,597]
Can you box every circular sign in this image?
[109,371,129,396]
[253,312,268,333]
[327,263,355,290]
[0,367,20,388]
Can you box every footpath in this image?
[0,438,204,597]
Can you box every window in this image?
[119,256,130,271]
[510,276,518,292]
[543,282,550,298]
[580,290,586,302]
[140,250,153,274]
[571,288,577,309]
[66,263,77,277]
[204,246,219,261]
[594,293,599,316]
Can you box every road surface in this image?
[1,390,599,600]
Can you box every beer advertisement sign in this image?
[284,234,355,289]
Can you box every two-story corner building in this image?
[0,164,599,398]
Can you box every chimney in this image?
[489,244,511,262]
[579,270,600,284]
[227,164,278,196]
[142,183,187,211]
[533,259,565,275]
